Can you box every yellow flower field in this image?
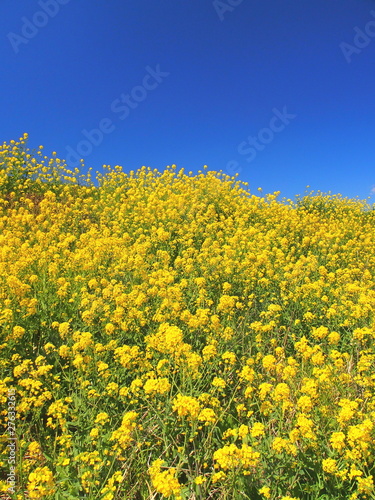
[0,134,375,499]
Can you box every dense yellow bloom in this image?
[90,427,99,439]
[26,441,44,462]
[198,407,216,424]
[2,139,375,499]
[58,322,70,338]
[295,413,316,440]
[58,345,70,358]
[95,412,110,425]
[250,422,265,438]
[212,376,226,389]
[259,486,271,498]
[143,377,171,395]
[328,331,340,344]
[262,355,277,371]
[259,383,273,400]
[312,325,329,340]
[330,431,346,452]
[114,345,143,369]
[148,460,182,499]
[194,475,207,485]
[213,443,260,471]
[172,394,201,420]
[222,351,236,365]
[110,411,138,451]
[97,361,109,372]
[297,395,313,413]
[217,294,237,313]
[238,424,249,438]
[10,325,25,341]
[27,467,55,498]
[337,399,359,425]
[100,471,123,500]
[272,437,289,453]
[146,323,186,355]
[356,475,374,495]
[239,364,256,382]
[105,322,116,335]
[211,470,227,483]
[300,379,318,399]
[272,383,290,402]
[322,458,337,473]
[202,343,217,361]
[152,468,181,497]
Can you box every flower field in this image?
[1,134,375,499]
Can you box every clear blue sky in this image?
[2,0,375,201]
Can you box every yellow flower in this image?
[262,355,277,371]
[202,344,217,361]
[95,412,110,425]
[110,412,138,452]
[26,441,43,461]
[105,382,119,395]
[330,431,346,452]
[238,424,249,438]
[43,342,55,353]
[322,458,337,473]
[295,413,316,440]
[143,377,171,395]
[297,395,313,413]
[336,399,358,425]
[58,322,70,338]
[222,351,236,365]
[27,467,55,499]
[328,331,340,344]
[312,325,329,340]
[194,475,207,485]
[105,322,115,335]
[272,383,290,402]
[250,422,265,438]
[259,486,271,498]
[213,443,260,471]
[212,377,226,389]
[259,383,273,400]
[97,361,109,372]
[272,437,288,453]
[198,408,216,425]
[356,475,374,495]
[217,294,237,313]
[172,394,201,420]
[148,460,182,499]
[211,470,226,483]
[11,326,25,340]
[349,465,363,480]
[90,428,99,439]
[58,345,70,358]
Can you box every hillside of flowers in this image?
[1,134,375,500]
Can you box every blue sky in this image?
[1,0,375,201]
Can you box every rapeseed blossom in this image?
[148,460,182,499]
[27,467,55,498]
[1,137,375,498]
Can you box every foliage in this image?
[0,136,375,499]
